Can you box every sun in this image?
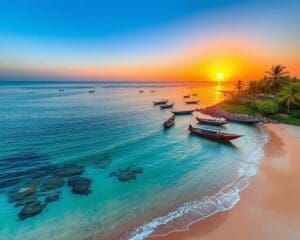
[216,73,224,80]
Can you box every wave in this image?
[127,125,269,240]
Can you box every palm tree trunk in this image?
[287,104,290,113]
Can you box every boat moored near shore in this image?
[171,109,194,115]
[160,103,174,109]
[188,125,243,141]
[153,99,168,105]
[163,115,175,128]
[196,117,227,126]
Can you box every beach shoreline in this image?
[148,123,300,240]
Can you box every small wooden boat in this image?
[150,90,156,93]
[153,99,168,105]
[88,89,95,93]
[171,109,194,115]
[188,125,242,141]
[163,115,175,128]
[160,103,174,109]
[224,116,261,124]
[183,95,190,98]
[186,100,199,104]
[139,90,144,93]
[192,93,198,96]
[196,117,227,126]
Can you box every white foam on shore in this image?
[128,126,269,240]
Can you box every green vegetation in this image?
[222,65,300,125]
[255,100,279,115]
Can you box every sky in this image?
[0,0,299,82]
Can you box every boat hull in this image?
[188,126,242,141]
[196,117,227,126]
[171,110,194,115]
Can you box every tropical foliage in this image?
[225,65,300,125]
[255,100,279,115]
[278,82,300,112]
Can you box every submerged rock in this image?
[110,166,143,182]
[93,155,112,169]
[8,187,36,203]
[58,164,84,177]
[40,176,65,192]
[45,192,60,203]
[14,195,38,207]
[18,201,46,220]
[67,177,91,195]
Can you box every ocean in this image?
[0,81,268,240]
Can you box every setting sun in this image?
[216,73,224,80]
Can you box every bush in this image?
[290,109,300,118]
[255,100,279,115]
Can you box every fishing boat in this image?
[183,95,190,98]
[171,109,194,115]
[196,117,227,126]
[150,90,156,93]
[185,100,199,104]
[188,125,242,141]
[88,89,95,93]
[139,90,144,93]
[160,103,174,109]
[163,115,175,128]
[153,99,168,105]
[58,89,64,92]
[224,116,261,124]
[192,93,198,96]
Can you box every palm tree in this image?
[278,83,300,112]
[235,80,244,92]
[264,65,289,95]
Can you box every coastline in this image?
[148,123,300,240]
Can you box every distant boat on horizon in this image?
[88,89,96,93]
[58,89,64,92]
[186,100,199,104]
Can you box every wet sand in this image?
[149,123,300,240]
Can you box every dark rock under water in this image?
[67,176,92,195]
[0,152,94,220]
[110,166,143,182]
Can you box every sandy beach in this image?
[149,123,300,240]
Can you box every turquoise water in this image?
[0,81,267,240]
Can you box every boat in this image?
[163,115,175,128]
[150,90,156,93]
[153,99,168,105]
[139,90,144,93]
[88,90,95,93]
[196,117,227,126]
[192,93,198,96]
[224,116,261,124]
[188,125,242,141]
[58,89,64,92]
[171,109,194,115]
[160,103,174,109]
[185,100,199,104]
[183,95,190,98]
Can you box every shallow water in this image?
[0,81,267,240]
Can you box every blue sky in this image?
[0,0,299,81]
